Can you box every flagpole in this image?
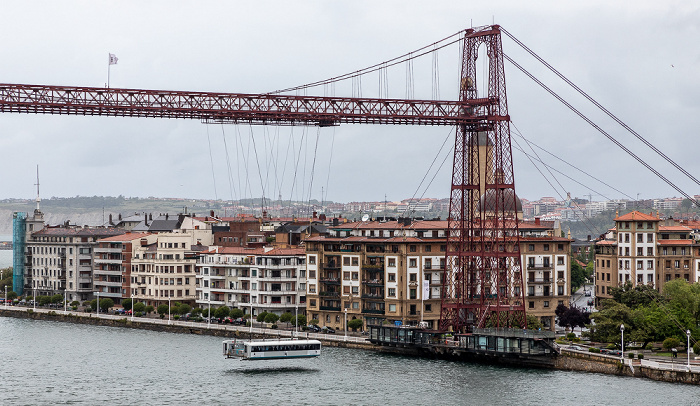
[107,53,111,89]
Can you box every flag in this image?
[109,53,118,65]
[423,279,430,299]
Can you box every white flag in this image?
[109,53,118,65]
[423,279,430,299]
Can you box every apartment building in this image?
[94,233,153,303]
[130,218,214,307]
[304,218,571,332]
[25,225,125,302]
[196,246,306,317]
[594,211,699,304]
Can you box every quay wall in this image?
[3,308,700,385]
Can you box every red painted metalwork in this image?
[0,83,494,127]
[0,25,525,333]
[438,25,526,332]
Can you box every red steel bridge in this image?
[0,25,525,333]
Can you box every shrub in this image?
[645,343,654,351]
[663,337,681,350]
[628,352,635,359]
[606,343,617,350]
[566,333,576,340]
[173,315,180,320]
[637,354,644,360]
[589,347,601,353]
[271,324,278,329]
[134,311,143,317]
[693,342,700,355]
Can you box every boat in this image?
[222,338,321,361]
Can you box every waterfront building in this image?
[196,246,306,318]
[94,233,153,303]
[594,211,699,304]
[129,216,214,307]
[304,218,571,332]
[25,224,125,302]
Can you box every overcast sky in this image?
[1,1,698,205]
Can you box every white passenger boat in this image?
[223,338,322,360]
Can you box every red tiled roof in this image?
[615,211,659,221]
[659,225,691,232]
[596,240,617,246]
[657,239,693,246]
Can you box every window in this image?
[647,260,654,270]
[543,244,549,251]
[409,289,417,300]
[352,286,358,294]
[309,284,316,293]
[309,256,316,265]
[528,301,534,309]
[409,273,417,282]
[637,274,643,283]
[558,271,564,279]
[440,245,446,252]
[352,302,359,309]
[388,258,396,267]
[637,247,643,256]
[388,273,396,282]
[388,288,396,297]
[557,244,564,251]
[425,259,432,269]
[625,234,630,243]
[647,274,653,283]
[528,244,534,252]
[409,245,417,253]
[343,257,350,266]
[543,301,549,308]
[557,286,564,295]
[647,247,653,256]
[425,304,432,312]
[647,233,654,243]
[352,257,359,266]
[310,299,316,307]
[389,304,397,312]
[424,245,431,252]
[352,272,358,280]
[309,270,316,279]
[637,234,643,243]
[409,259,417,268]
[343,286,350,294]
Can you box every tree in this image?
[348,318,363,331]
[38,295,52,306]
[157,304,169,318]
[230,308,244,318]
[191,307,203,316]
[214,306,230,319]
[610,281,660,309]
[257,311,269,323]
[264,313,280,324]
[526,315,543,330]
[99,298,114,312]
[310,318,319,326]
[293,314,307,327]
[122,298,133,311]
[7,291,17,301]
[175,303,192,315]
[279,312,293,326]
[570,261,587,293]
[51,294,64,304]
[556,304,590,332]
[133,302,146,313]
[145,305,155,314]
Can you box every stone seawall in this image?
[557,348,700,385]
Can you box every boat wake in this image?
[225,366,321,375]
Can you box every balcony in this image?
[94,247,122,254]
[361,294,384,300]
[363,279,384,287]
[527,278,553,284]
[323,262,341,270]
[320,305,341,311]
[362,263,383,271]
[319,291,340,297]
[527,264,552,270]
[423,264,445,270]
[94,258,122,265]
[361,308,385,315]
[320,278,341,285]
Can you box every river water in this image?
[0,317,697,405]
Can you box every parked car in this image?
[322,326,336,334]
[584,291,592,297]
[568,345,585,351]
[307,324,321,332]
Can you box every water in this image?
[0,234,12,269]
[0,317,697,405]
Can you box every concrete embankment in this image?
[3,307,700,385]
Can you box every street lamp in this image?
[687,329,692,371]
[344,308,348,341]
[4,286,7,309]
[95,291,100,316]
[63,290,67,314]
[130,292,135,322]
[168,296,171,325]
[620,324,625,361]
[33,288,36,310]
[295,304,298,337]
[207,298,211,328]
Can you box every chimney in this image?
[118,213,122,221]
[144,214,149,226]
[333,218,339,226]
[210,210,215,217]
[149,213,153,221]
[535,217,540,225]
[313,211,317,219]
[319,214,327,221]
[165,213,169,220]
